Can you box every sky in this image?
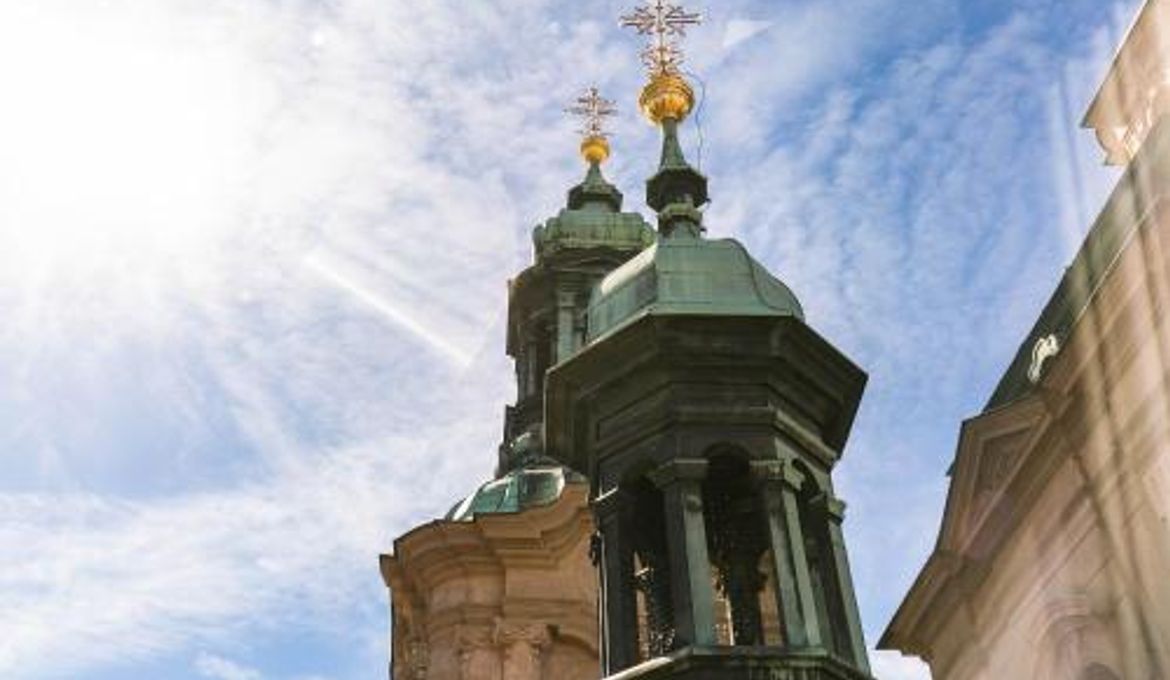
[0,0,1141,678]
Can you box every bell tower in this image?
[543,3,874,678]
[381,90,653,680]
[501,87,654,474]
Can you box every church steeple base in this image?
[604,647,875,680]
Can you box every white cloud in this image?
[722,19,773,50]
[871,650,933,680]
[0,429,503,676]
[196,652,263,680]
[0,0,536,662]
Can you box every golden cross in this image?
[620,0,702,76]
[565,86,617,139]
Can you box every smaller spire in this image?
[567,161,623,212]
[565,87,623,211]
[646,117,707,235]
[621,0,707,236]
[566,86,617,165]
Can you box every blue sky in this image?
[0,0,1139,678]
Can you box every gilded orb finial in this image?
[566,86,617,164]
[620,0,702,125]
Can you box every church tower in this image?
[543,3,875,678]
[380,89,653,680]
[383,3,877,678]
[500,87,655,477]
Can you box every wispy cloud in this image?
[722,19,773,50]
[0,433,500,676]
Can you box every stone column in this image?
[593,488,639,673]
[818,495,870,673]
[650,458,716,647]
[555,290,576,362]
[752,460,822,650]
[494,621,551,680]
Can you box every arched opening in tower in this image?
[702,450,777,646]
[629,476,675,659]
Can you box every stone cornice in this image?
[647,458,708,487]
[493,619,553,649]
[383,483,591,592]
[545,314,866,479]
[1084,0,1170,164]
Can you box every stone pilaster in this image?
[456,625,499,680]
[494,621,551,680]
[405,637,429,679]
[818,496,870,673]
[524,338,539,397]
[650,458,716,647]
[752,460,822,650]
[594,488,639,673]
[556,290,577,362]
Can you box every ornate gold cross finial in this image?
[566,86,618,164]
[566,86,617,140]
[620,1,702,124]
[620,0,702,77]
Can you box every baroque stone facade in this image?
[880,2,1170,676]
[380,481,598,680]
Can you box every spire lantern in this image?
[564,87,625,212]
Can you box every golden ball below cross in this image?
[580,135,610,164]
[638,73,695,125]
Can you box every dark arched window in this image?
[702,451,769,646]
[628,476,674,658]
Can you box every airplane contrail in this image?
[304,253,473,367]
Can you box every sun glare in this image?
[0,2,272,300]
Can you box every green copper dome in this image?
[532,163,654,261]
[586,235,804,343]
[445,465,586,521]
